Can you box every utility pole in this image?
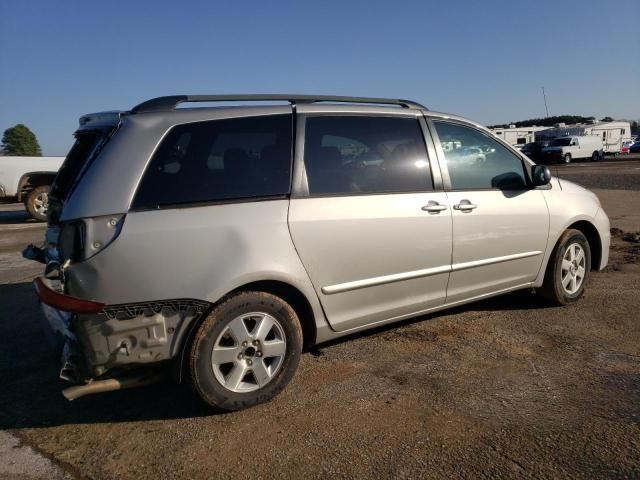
[541,87,550,118]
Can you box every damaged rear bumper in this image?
[35,277,91,383]
[34,275,210,398]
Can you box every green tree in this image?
[1,124,42,156]
[600,116,614,122]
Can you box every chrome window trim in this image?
[423,117,450,191]
[418,115,444,191]
[291,113,309,197]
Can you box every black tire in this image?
[25,185,49,222]
[540,229,591,306]
[591,151,599,162]
[563,153,572,164]
[189,291,303,411]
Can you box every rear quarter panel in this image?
[64,200,328,331]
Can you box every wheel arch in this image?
[535,215,604,287]
[174,278,320,383]
[228,280,317,350]
[17,171,56,202]
[567,220,602,271]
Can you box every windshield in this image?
[549,138,572,147]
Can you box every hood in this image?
[558,179,601,205]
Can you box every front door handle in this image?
[453,199,477,211]
[421,201,448,213]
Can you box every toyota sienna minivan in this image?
[27,95,610,411]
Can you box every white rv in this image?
[491,125,549,148]
[536,121,631,154]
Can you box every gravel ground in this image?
[0,159,638,479]
[550,156,640,191]
[0,430,72,480]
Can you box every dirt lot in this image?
[1,159,639,479]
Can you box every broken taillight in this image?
[34,277,105,314]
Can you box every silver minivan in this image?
[29,95,610,411]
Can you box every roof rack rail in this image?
[131,95,427,113]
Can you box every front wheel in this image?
[591,151,600,162]
[563,153,572,164]
[25,185,50,222]
[189,291,303,411]
[540,229,591,305]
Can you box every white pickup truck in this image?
[0,156,64,221]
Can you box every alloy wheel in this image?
[561,243,586,295]
[211,312,286,393]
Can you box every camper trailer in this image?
[491,125,549,148]
[536,121,631,154]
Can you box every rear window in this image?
[132,115,292,209]
[50,131,106,201]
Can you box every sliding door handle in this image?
[453,200,477,211]
[421,201,448,213]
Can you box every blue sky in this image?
[1,0,638,155]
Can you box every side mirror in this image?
[532,164,551,186]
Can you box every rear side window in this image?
[304,116,433,195]
[432,121,528,190]
[133,115,292,209]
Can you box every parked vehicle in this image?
[630,142,640,153]
[541,135,604,163]
[521,140,550,163]
[0,156,64,220]
[536,121,631,155]
[621,141,632,154]
[27,95,610,411]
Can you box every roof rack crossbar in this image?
[131,95,427,113]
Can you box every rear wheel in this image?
[563,153,572,164]
[540,229,591,305]
[189,291,303,411]
[25,185,50,222]
[591,151,599,162]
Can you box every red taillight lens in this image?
[34,277,105,314]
